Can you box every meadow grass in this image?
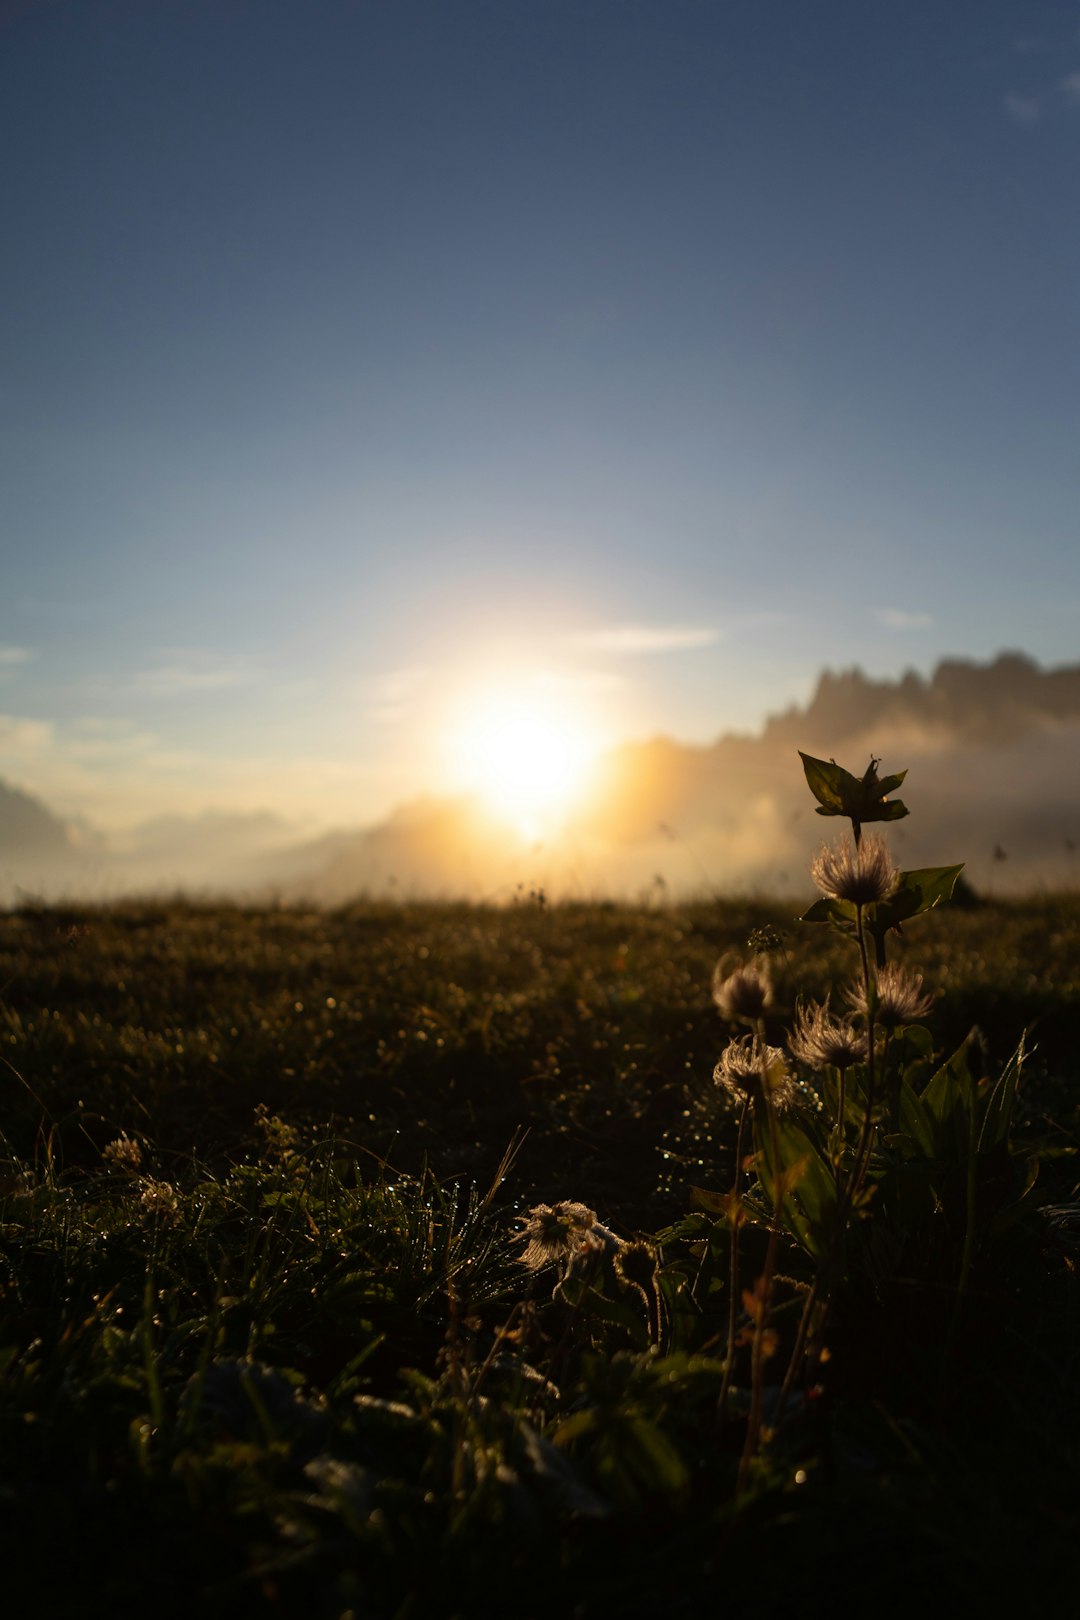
[1,889,1078,1616]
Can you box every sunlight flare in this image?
[446,684,598,838]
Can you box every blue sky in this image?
[2,0,1078,829]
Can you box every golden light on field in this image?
[445,684,599,840]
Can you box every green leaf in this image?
[800,896,857,928]
[978,1033,1028,1154]
[866,865,966,943]
[799,751,909,826]
[623,1415,690,1494]
[920,1037,977,1162]
[752,1114,838,1257]
[688,1185,730,1216]
[800,752,852,816]
[893,1024,935,1062]
[556,1277,650,1345]
[897,1077,937,1158]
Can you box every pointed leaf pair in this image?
[799,751,909,826]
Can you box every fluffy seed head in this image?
[811,833,900,907]
[788,999,867,1072]
[714,1035,797,1111]
[712,959,774,1023]
[518,1200,621,1274]
[846,962,935,1029]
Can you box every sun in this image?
[447,686,597,839]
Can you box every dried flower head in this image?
[788,999,867,1072]
[102,1133,143,1172]
[811,833,899,908]
[846,962,935,1029]
[713,1035,797,1111]
[518,1200,621,1274]
[712,958,774,1023]
[614,1240,659,1294]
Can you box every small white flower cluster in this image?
[102,1133,143,1172]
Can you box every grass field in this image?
[1,893,1078,1617]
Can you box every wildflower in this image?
[811,833,899,908]
[846,962,934,1029]
[254,1103,301,1162]
[788,999,866,1072]
[518,1200,621,1273]
[139,1179,179,1218]
[712,958,774,1023]
[102,1133,143,1172]
[714,1035,797,1111]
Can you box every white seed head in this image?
[846,962,935,1029]
[811,833,900,907]
[713,1035,797,1111]
[518,1200,605,1271]
[788,999,867,1072]
[712,959,774,1023]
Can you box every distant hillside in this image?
[0,778,92,901]
[0,779,75,857]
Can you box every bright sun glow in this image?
[447,687,597,839]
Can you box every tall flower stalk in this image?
[810,832,900,1198]
[712,961,790,1448]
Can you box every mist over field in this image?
[4,651,1077,905]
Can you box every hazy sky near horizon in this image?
[2,0,1079,831]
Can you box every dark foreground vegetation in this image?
[1,886,1078,1617]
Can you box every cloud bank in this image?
[2,652,1078,903]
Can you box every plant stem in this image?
[777,1274,818,1419]
[738,1023,782,1487]
[943,1107,979,1375]
[849,904,878,1199]
[833,1064,846,1187]
[718,1095,749,1424]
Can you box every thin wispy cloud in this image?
[366,665,430,725]
[1061,72,1080,100]
[0,713,54,754]
[0,645,33,667]
[1003,91,1041,124]
[67,717,159,762]
[875,609,933,632]
[539,667,625,695]
[377,667,429,704]
[573,624,721,655]
[133,652,258,698]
